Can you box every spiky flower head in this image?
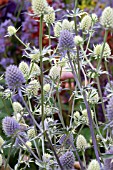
[26,80,40,96]
[104,81,113,96]
[81,15,92,31]
[54,21,62,37]
[100,7,113,29]
[74,111,80,120]
[94,44,102,58]
[5,65,25,90]
[82,109,94,124]
[59,151,75,170]
[30,53,40,62]
[27,128,36,139]
[76,134,87,150]
[19,61,29,78]
[106,96,113,121]
[91,13,98,23]
[0,136,4,148]
[58,30,75,51]
[62,19,72,31]
[23,141,32,150]
[32,0,48,16]
[30,63,41,77]
[43,83,51,92]
[74,35,84,46]
[0,154,2,167]
[87,88,99,104]
[2,116,20,136]
[104,147,113,170]
[7,26,17,36]
[44,6,55,24]
[87,160,100,170]
[102,43,111,58]
[12,102,23,113]
[49,65,61,80]
[59,134,73,146]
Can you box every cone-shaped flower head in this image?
[100,7,113,29]
[62,19,72,31]
[104,147,113,170]
[102,43,111,58]
[58,30,75,51]
[7,26,17,36]
[81,15,92,31]
[19,61,29,78]
[76,134,87,150]
[74,35,84,46]
[87,160,100,170]
[5,65,25,90]
[12,102,23,113]
[26,80,40,96]
[54,21,62,37]
[59,151,75,170]
[59,134,73,146]
[49,65,61,80]
[32,0,48,16]
[106,96,113,121]
[2,116,20,136]
[94,44,102,58]
[27,128,36,139]
[44,6,55,24]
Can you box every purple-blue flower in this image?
[5,65,25,90]
[2,116,20,136]
[58,30,75,51]
[59,151,75,170]
[59,134,73,146]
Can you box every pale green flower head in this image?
[7,26,17,36]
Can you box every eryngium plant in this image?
[1,1,113,170]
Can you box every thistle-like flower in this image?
[0,154,2,167]
[27,128,36,139]
[82,109,94,124]
[102,43,111,58]
[74,35,84,46]
[44,6,55,24]
[0,136,4,148]
[32,0,48,16]
[49,65,61,80]
[43,83,51,92]
[81,15,92,31]
[91,13,98,23]
[62,19,71,31]
[7,26,17,36]
[54,21,62,37]
[59,134,73,146]
[12,102,23,113]
[5,65,25,90]
[94,44,102,58]
[100,6,113,29]
[59,151,75,170]
[106,96,113,121]
[19,61,29,78]
[2,116,20,136]
[104,147,113,170]
[76,134,87,150]
[26,80,40,96]
[87,160,100,170]
[58,30,75,52]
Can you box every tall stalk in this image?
[67,51,101,167]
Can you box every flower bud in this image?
[87,160,100,170]
[7,26,17,36]
[76,134,87,150]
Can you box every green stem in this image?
[48,24,51,48]
[14,34,27,48]
[105,61,112,87]
[82,151,86,168]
